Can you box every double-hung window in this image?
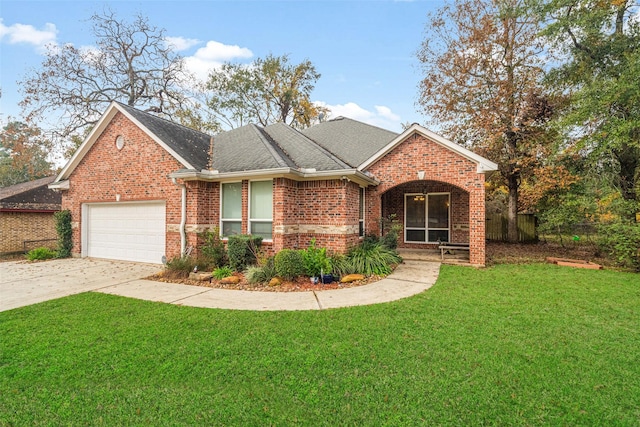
[249,180,273,240]
[221,182,242,237]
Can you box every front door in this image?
[405,193,450,243]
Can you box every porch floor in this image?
[397,248,471,265]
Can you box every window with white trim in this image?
[249,180,273,240]
[221,182,242,237]
[359,187,365,237]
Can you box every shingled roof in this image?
[116,103,211,171]
[0,176,61,211]
[301,116,398,168]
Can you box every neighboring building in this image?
[1,176,61,254]
[50,102,497,266]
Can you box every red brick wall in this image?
[62,111,184,259]
[366,132,487,266]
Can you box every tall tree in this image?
[0,121,54,187]
[542,0,640,218]
[19,9,192,154]
[204,54,328,130]
[417,0,557,241]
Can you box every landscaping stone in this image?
[189,272,213,281]
[340,274,365,283]
[268,277,281,287]
[220,275,241,284]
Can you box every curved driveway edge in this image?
[1,259,440,312]
[97,260,441,311]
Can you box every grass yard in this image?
[1,264,639,425]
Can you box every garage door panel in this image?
[85,202,166,264]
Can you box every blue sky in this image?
[1,0,439,132]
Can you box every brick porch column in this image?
[469,182,486,266]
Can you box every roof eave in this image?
[48,180,70,190]
[52,102,197,184]
[170,167,379,186]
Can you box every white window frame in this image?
[404,192,450,244]
[220,181,242,239]
[248,179,273,241]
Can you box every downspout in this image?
[171,177,187,257]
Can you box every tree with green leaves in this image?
[541,0,640,218]
[0,121,54,187]
[417,0,562,242]
[19,9,193,155]
[204,54,328,130]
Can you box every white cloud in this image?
[315,101,403,131]
[0,18,57,52]
[165,36,200,52]
[183,40,253,81]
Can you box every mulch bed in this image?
[146,272,385,293]
[486,240,610,267]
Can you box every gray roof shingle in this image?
[263,123,351,171]
[117,102,212,171]
[113,105,399,174]
[301,116,398,167]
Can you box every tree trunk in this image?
[507,175,519,242]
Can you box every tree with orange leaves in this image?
[417,0,562,242]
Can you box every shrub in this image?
[598,220,640,271]
[201,228,227,268]
[246,257,277,284]
[26,247,57,261]
[212,266,234,280]
[165,256,213,279]
[54,209,73,258]
[302,238,330,277]
[227,235,262,271]
[274,249,305,280]
[347,240,402,276]
[328,252,355,278]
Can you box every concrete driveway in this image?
[0,258,162,312]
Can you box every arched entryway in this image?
[380,180,470,250]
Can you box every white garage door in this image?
[85,202,166,264]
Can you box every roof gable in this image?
[359,124,498,174]
[55,102,212,181]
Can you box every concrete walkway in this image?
[97,260,440,311]
[1,258,440,312]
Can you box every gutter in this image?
[171,177,187,257]
[169,167,380,186]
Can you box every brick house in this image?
[1,175,62,254]
[50,102,497,266]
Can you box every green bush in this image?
[302,238,330,277]
[347,240,402,276]
[328,252,355,278]
[227,235,262,271]
[246,257,277,284]
[26,247,57,261]
[212,266,234,280]
[598,220,640,271]
[274,249,305,280]
[54,209,73,258]
[201,228,227,268]
[165,256,214,279]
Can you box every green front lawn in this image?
[1,264,639,425]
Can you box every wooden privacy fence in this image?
[485,213,537,242]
